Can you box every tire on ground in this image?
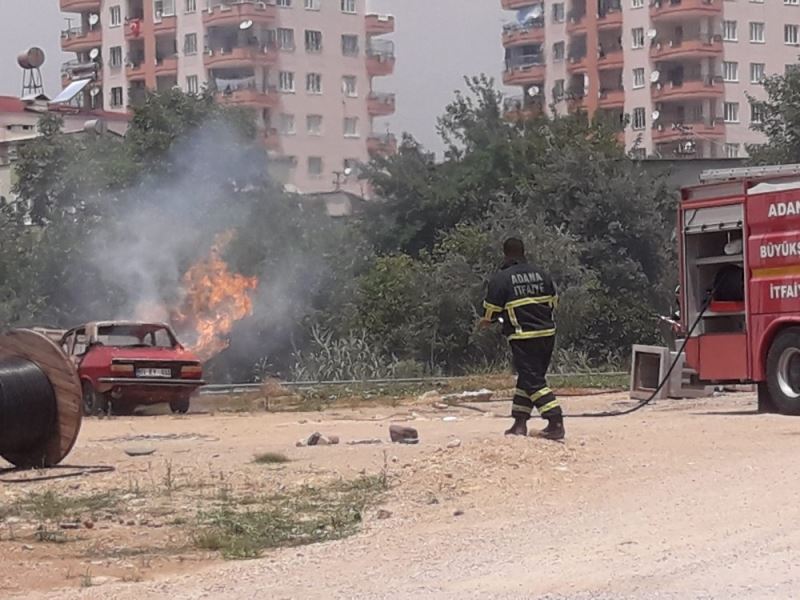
[766,327,800,416]
[82,382,109,416]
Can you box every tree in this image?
[747,66,800,164]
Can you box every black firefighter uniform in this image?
[483,259,562,421]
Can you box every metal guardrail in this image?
[198,372,628,395]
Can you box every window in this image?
[344,117,359,137]
[632,28,644,49]
[724,102,740,123]
[553,41,565,61]
[786,24,800,45]
[341,0,357,13]
[278,113,296,135]
[723,20,738,41]
[185,0,196,12]
[723,61,739,82]
[552,79,565,99]
[632,67,645,89]
[305,30,322,52]
[751,104,765,124]
[110,87,124,107]
[184,33,197,55]
[277,0,292,6]
[552,3,565,22]
[342,34,359,56]
[632,0,644,7]
[750,22,765,43]
[724,143,740,158]
[278,28,295,50]
[110,5,122,26]
[750,62,766,83]
[306,73,322,94]
[187,75,199,94]
[631,107,646,130]
[278,71,295,92]
[788,0,800,5]
[307,115,323,135]
[308,156,324,177]
[305,0,320,8]
[110,46,123,68]
[342,75,358,97]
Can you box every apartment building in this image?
[501,0,798,159]
[59,0,396,195]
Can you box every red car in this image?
[60,321,205,416]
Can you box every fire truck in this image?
[680,163,800,415]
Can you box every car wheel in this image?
[82,382,109,416]
[170,398,190,414]
[766,327,800,415]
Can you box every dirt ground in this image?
[5,390,800,599]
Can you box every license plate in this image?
[136,368,172,378]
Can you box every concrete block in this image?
[630,345,671,401]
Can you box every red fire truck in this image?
[680,164,800,415]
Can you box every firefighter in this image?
[480,238,564,440]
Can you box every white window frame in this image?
[632,28,644,49]
[110,46,123,68]
[306,72,322,94]
[110,87,124,107]
[723,20,738,42]
[184,33,197,55]
[724,143,740,159]
[751,103,765,124]
[306,114,323,136]
[185,0,196,12]
[749,22,765,43]
[187,75,199,94]
[724,102,740,123]
[277,0,292,7]
[343,116,360,138]
[341,0,357,14]
[277,28,295,51]
[305,30,323,53]
[279,113,296,135]
[786,24,800,46]
[110,5,122,26]
[632,0,644,7]
[750,62,765,83]
[305,0,321,8]
[342,76,358,97]
[723,61,739,82]
[278,71,295,92]
[632,68,645,89]
[631,107,646,130]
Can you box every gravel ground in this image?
[10,391,800,599]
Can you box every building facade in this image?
[60,0,396,195]
[501,0,796,159]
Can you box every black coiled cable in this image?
[0,357,57,453]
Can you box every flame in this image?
[173,231,258,360]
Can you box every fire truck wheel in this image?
[766,328,800,415]
[82,382,109,416]
[170,398,190,414]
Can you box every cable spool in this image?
[0,329,82,468]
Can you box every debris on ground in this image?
[296,432,341,447]
[347,438,384,445]
[124,446,157,457]
[446,439,462,449]
[389,424,419,444]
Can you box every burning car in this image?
[59,321,205,416]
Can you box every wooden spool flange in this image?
[0,329,83,468]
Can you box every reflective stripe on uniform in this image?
[512,403,533,415]
[505,296,557,310]
[482,301,502,321]
[530,387,552,402]
[507,306,522,334]
[538,399,560,415]
[513,388,531,399]
[508,328,557,341]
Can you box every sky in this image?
[0,0,509,154]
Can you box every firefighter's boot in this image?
[504,413,528,436]
[537,415,565,441]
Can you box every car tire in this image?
[170,398,190,414]
[82,382,109,416]
[766,327,800,416]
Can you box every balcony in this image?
[503,94,544,120]
[61,59,100,83]
[60,0,101,11]
[598,87,625,108]
[652,120,725,143]
[155,56,178,75]
[153,15,177,34]
[217,87,278,109]
[566,11,587,35]
[367,133,398,156]
[367,92,396,116]
[204,45,277,68]
[502,22,545,47]
[204,1,277,27]
[61,26,102,52]
[367,41,395,77]
[651,76,723,101]
[650,35,722,61]
[597,7,623,31]
[503,57,546,86]
[597,47,624,70]
[651,0,721,22]
[566,53,588,73]
[501,0,540,9]
[366,14,395,36]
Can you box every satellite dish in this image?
[343,167,353,176]
[83,119,107,135]
[90,87,101,97]
[530,4,543,18]
[647,29,657,40]
[527,85,540,96]
[17,47,45,69]
[583,73,590,87]
[651,110,660,121]
[88,13,100,26]
[650,70,661,83]
[89,48,100,60]
[239,19,254,30]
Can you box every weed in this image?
[79,568,93,588]
[35,525,69,544]
[253,452,290,465]
[194,475,386,560]
[163,460,175,494]
[16,491,118,522]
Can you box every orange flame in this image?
[174,231,258,360]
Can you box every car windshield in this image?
[95,324,177,348]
